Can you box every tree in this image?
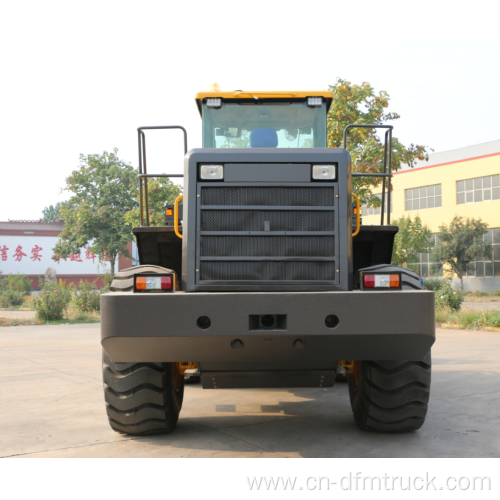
[431,216,492,291]
[327,79,432,208]
[391,215,434,268]
[125,178,182,227]
[41,201,68,223]
[52,149,138,276]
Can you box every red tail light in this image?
[362,273,401,289]
[363,274,375,288]
[161,276,172,290]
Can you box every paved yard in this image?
[0,311,37,320]
[0,324,499,458]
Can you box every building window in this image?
[362,193,392,216]
[466,228,500,277]
[405,184,442,211]
[457,174,500,205]
[408,234,442,277]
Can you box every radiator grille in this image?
[201,236,335,257]
[201,210,334,232]
[197,184,337,285]
[200,261,336,281]
[202,186,335,206]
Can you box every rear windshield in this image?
[202,101,327,148]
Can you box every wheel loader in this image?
[101,90,434,435]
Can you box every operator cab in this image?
[195,91,333,149]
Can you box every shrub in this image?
[1,273,32,295]
[73,280,101,313]
[0,273,32,306]
[423,278,446,292]
[33,279,73,321]
[490,290,500,296]
[3,290,25,307]
[484,310,500,328]
[435,280,465,312]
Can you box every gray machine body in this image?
[103,147,436,389]
[181,148,352,292]
[101,289,435,388]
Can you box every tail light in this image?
[362,273,401,290]
[134,274,177,293]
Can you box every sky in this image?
[1,1,499,221]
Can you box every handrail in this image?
[174,194,183,239]
[352,193,360,237]
[137,126,187,226]
[343,124,393,225]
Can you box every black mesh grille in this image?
[201,210,334,232]
[201,236,335,257]
[200,261,336,281]
[202,187,335,206]
[197,184,337,285]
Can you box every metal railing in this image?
[138,126,187,226]
[137,123,393,227]
[343,124,393,225]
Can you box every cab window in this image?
[202,101,327,148]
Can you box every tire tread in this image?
[349,351,431,433]
[102,350,183,435]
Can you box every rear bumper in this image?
[101,290,435,366]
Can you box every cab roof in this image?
[195,90,334,117]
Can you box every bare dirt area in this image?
[0,324,499,458]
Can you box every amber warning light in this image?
[134,274,175,293]
[362,273,400,289]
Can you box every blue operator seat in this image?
[249,128,278,148]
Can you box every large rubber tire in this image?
[348,351,431,433]
[103,350,184,435]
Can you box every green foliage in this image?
[0,273,31,307]
[98,272,114,290]
[432,216,492,290]
[423,278,447,292]
[41,201,68,223]
[434,309,449,324]
[74,311,93,322]
[327,79,431,207]
[490,290,500,296]
[442,309,500,329]
[1,290,25,307]
[0,273,32,295]
[73,280,102,313]
[391,215,433,268]
[435,279,465,312]
[125,178,182,227]
[471,310,500,329]
[52,149,138,275]
[33,279,74,321]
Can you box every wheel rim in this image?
[173,363,182,392]
[350,360,362,392]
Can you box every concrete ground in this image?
[0,324,499,458]
[0,311,37,319]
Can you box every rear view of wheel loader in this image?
[101,90,434,435]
